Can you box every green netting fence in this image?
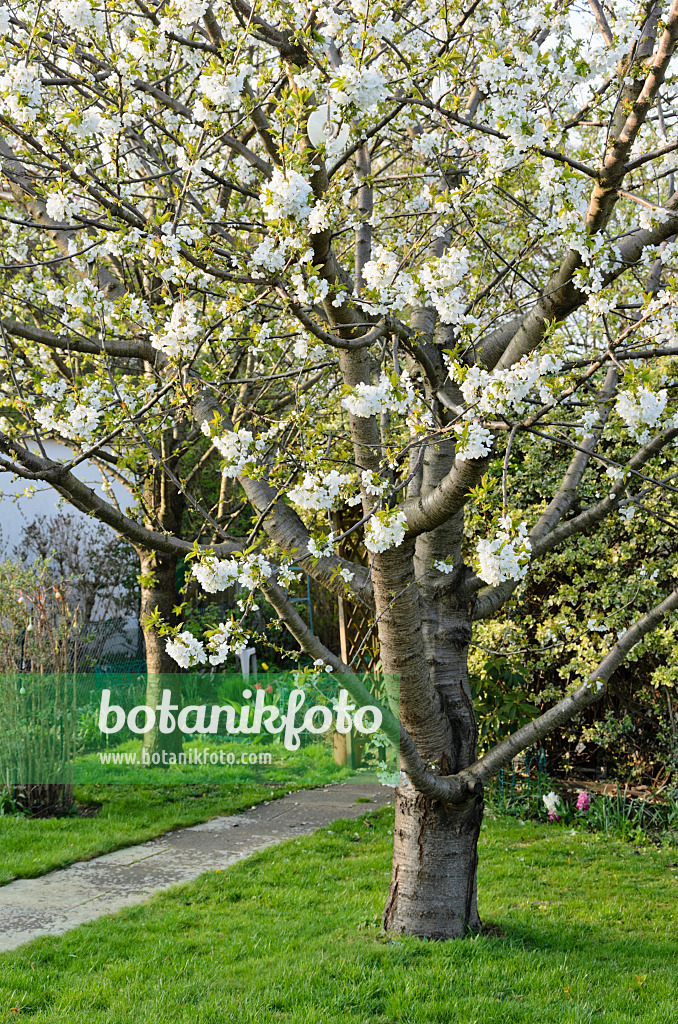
[488,747,548,815]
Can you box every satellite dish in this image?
[307,103,350,151]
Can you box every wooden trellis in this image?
[330,511,380,767]
[332,510,379,674]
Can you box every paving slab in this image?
[0,782,393,952]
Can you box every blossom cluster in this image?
[35,380,102,443]
[0,62,42,124]
[616,386,668,443]
[360,247,473,326]
[205,620,249,665]
[151,301,201,359]
[53,0,102,31]
[201,421,266,478]
[171,0,208,25]
[165,620,249,668]
[364,509,408,554]
[249,236,289,276]
[288,470,354,511]
[361,247,419,310]
[454,420,493,461]
[342,372,415,420]
[191,553,272,594]
[543,791,562,821]
[45,190,79,222]
[261,168,313,223]
[576,790,591,812]
[165,630,207,669]
[453,353,563,417]
[199,70,246,107]
[191,556,240,594]
[476,518,531,587]
[419,249,470,325]
[331,62,388,111]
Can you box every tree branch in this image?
[469,582,678,783]
[0,436,240,557]
[471,421,678,618]
[1,318,157,362]
[261,577,480,803]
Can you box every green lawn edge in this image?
[1,808,677,1023]
[0,745,352,884]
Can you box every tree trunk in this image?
[377,560,482,938]
[137,425,187,760]
[384,787,482,938]
[379,433,483,939]
[139,549,183,758]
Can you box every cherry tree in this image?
[1,0,678,937]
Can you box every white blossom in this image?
[308,202,330,234]
[577,408,601,440]
[543,791,561,815]
[476,518,531,586]
[277,562,297,587]
[53,0,99,31]
[362,247,400,291]
[35,382,102,442]
[45,192,72,222]
[362,246,418,311]
[412,133,439,159]
[192,551,272,599]
[361,470,387,496]
[342,372,415,419]
[289,470,353,511]
[199,71,246,106]
[201,421,255,478]
[191,556,239,593]
[453,353,563,417]
[237,553,272,590]
[454,421,493,461]
[308,535,335,559]
[249,236,288,276]
[206,621,248,665]
[171,0,208,24]
[261,168,312,222]
[151,301,200,358]
[420,249,469,325]
[364,509,407,553]
[0,63,42,123]
[332,62,387,111]
[165,631,206,668]
[616,386,667,442]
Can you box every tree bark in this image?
[384,788,482,939]
[381,436,483,938]
[135,423,187,759]
[139,549,183,758]
[382,602,482,939]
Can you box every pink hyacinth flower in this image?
[576,790,591,812]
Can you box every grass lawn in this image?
[0,744,350,884]
[1,807,677,1023]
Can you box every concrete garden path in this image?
[0,782,393,952]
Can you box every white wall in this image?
[0,442,133,558]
